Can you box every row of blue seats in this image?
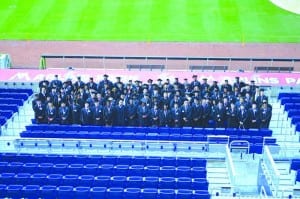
[20,130,276,144]
[291,159,300,171]
[0,153,207,166]
[287,109,300,118]
[0,98,24,106]
[0,172,208,190]
[0,88,33,96]
[0,185,210,199]
[278,92,300,100]
[280,97,300,105]
[0,104,18,113]
[0,93,29,101]
[284,103,300,112]
[0,163,206,177]
[0,110,14,125]
[25,124,273,136]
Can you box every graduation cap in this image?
[103,74,109,77]
[116,77,121,79]
[157,78,162,82]
[202,78,207,81]
[192,75,197,78]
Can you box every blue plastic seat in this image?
[0,184,6,197]
[8,162,23,173]
[53,163,68,174]
[134,156,146,165]
[142,188,158,199]
[63,174,79,186]
[125,188,141,198]
[15,173,31,184]
[192,178,209,190]
[129,165,144,176]
[193,190,211,199]
[111,176,126,187]
[114,165,129,176]
[23,162,39,173]
[102,155,116,164]
[144,176,159,188]
[0,173,15,185]
[79,175,94,186]
[145,165,160,176]
[0,161,8,173]
[127,176,143,188]
[177,157,191,167]
[31,173,47,185]
[117,156,132,165]
[191,167,207,178]
[90,187,106,199]
[176,189,193,199]
[107,187,123,199]
[159,177,176,189]
[147,156,161,165]
[161,157,176,166]
[99,164,114,175]
[84,164,99,175]
[6,184,23,198]
[68,164,83,175]
[38,163,54,173]
[57,186,74,198]
[22,185,40,199]
[177,177,192,189]
[94,175,110,187]
[191,158,206,167]
[47,174,63,186]
[74,186,90,199]
[177,166,191,177]
[159,189,175,199]
[160,166,176,177]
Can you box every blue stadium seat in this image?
[90,187,106,199]
[176,189,193,199]
[124,188,141,198]
[22,185,40,199]
[191,167,207,178]
[53,164,68,174]
[63,175,79,186]
[15,173,31,185]
[38,163,54,173]
[74,186,90,199]
[41,185,57,199]
[177,177,192,189]
[107,187,123,199]
[192,178,209,190]
[160,166,176,177]
[147,156,161,166]
[144,176,159,188]
[31,173,47,185]
[159,177,176,189]
[8,162,23,173]
[0,184,6,197]
[193,190,211,199]
[94,175,110,187]
[145,166,160,176]
[84,164,99,175]
[127,176,143,188]
[114,165,129,176]
[68,164,83,175]
[111,176,126,187]
[142,188,158,199]
[57,186,74,198]
[99,164,114,175]
[79,175,94,186]
[47,174,63,186]
[0,173,15,185]
[129,165,144,176]
[177,166,191,177]
[6,184,23,198]
[161,157,176,166]
[0,161,8,173]
[159,189,175,199]
[23,162,39,173]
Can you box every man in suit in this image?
[159,104,171,127]
[126,98,137,126]
[50,74,62,90]
[73,76,85,91]
[71,100,81,124]
[171,103,182,127]
[237,104,248,129]
[137,101,150,127]
[86,77,98,91]
[214,101,226,128]
[256,89,268,107]
[248,103,260,129]
[181,99,192,126]
[226,103,239,128]
[115,100,126,126]
[46,102,57,124]
[80,102,93,125]
[201,99,211,127]
[58,102,70,125]
[93,100,104,126]
[190,75,201,90]
[103,100,115,126]
[150,104,160,127]
[33,99,46,124]
[260,101,272,128]
[191,98,202,127]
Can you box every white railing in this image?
[225,145,236,186]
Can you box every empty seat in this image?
[147,156,161,165]
[193,178,209,190]
[142,188,158,199]
[161,157,176,166]
[114,165,129,176]
[57,186,74,198]
[177,157,191,167]
[6,184,23,198]
[0,184,6,197]
[84,164,99,175]
[23,162,39,173]
[0,173,15,185]
[99,164,114,175]
[124,188,141,198]
[94,175,110,187]
[74,186,90,199]
[177,177,192,189]
[31,173,47,185]
[127,176,143,188]
[47,174,63,186]
[160,166,176,177]
[191,167,207,178]
[68,164,83,175]
[90,187,106,199]
[159,189,175,199]
[63,175,79,186]
[129,165,144,176]
[22,185,40,199]
[53,164,68,174]
[177,166,191,177]
[144,176,159,188]
[176,189,193,199]
[159,177,176,189]
[38,163,54,173]
[0,161,8,173]
[79,175,94,186]
[193,190,211,199]
[8,162,23,173]
[111,176,126,187]
[15,173,31,184]
[107,187,123,199]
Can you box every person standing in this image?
[81,102,93,125]
[59,102,70,125]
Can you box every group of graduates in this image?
[32,74,272,129]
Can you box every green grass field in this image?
[0,0,299,42]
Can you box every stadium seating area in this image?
[279,93,300,132]
[0,88,33,126]
[0,153,211,199]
